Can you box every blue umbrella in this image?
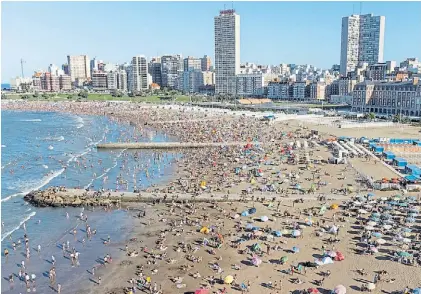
[372,212,381,217]
[406,217,416,223]
[249,207,257,214]
[412,288,421,294]
[402,228,412,233]
[273,231,282,237]
[368,193,375,197]
[246,223,253,230]
[372,232,382,238]
[252,226,260,231]
[292,246,300,253]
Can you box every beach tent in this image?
[200,227,210,234]
[224,275,234,284]
[333,285,346,294]
[383,151,396,160]
[376,239,386,245]
[315,256,334,266]
[393,157,408,168]
[292,230,301,237]
[241,210,249,217]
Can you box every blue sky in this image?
[2,1,421,82]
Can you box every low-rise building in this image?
[367,63,387,81]
[235,73,264,97]
[352,80,421,117]
[59,75,72,91]
[292,82,306,100]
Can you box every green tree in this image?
[78,91,88,99]
[1,93,7,100]
[33,92,39,98]
[368,113,376,120]
[128,92,135,98]
[42,93,49,99]
[21,94,30,100]
[67,95,74,100]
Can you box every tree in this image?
[33,92,39,98]
[67,95,74,100]
[42,93,49,99]
[128,92,135,98]
[1,93,6,100]
[78,91,88,99]
[367,113,376,120]
[21,94,30,100]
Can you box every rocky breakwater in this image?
[24,187,121,207]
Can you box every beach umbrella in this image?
[384,205,393,210]
[292,246,300,253]
[281,229,290,235]
[406,217,416,223]
[330,204,339,210]
[224,275,234,284]
[273,231,282,237]
[200,227,210,234]
[307,288,319,293]
[233,214,240,219]
[252,256,262,266]
[369,246,378,253]
[376,238,386,245]
[371,212,381,217]
[246,223,253,230]
[368,193,375,197]
[305,219,313,226]
[333,284,346,294]
[402,238,412,244]
[329,225,338,234]
[402,227,412,233]
[367,283,376,290]
[31,274,36,280]
[326,251,337,258]
[382,224,392,230]
[358,209,368,214]
[252,226,260,231]
[241,210,249,217]
[412,288,421,294]
[364,226,375,231]
[249,207,257,214]
[260,216,269,222]
[397,251,412,257]
[372,232,382,238]
[195,290,209,294]
[280,256,288,263]
[367,221,377,226]
[292,230,301,237]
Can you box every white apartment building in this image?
[107,71,117,90]
[202,71,215,85]
[129,55,148,92]
[67,55,91,82]
[214,9,240,95]
[267,82,290,100]
[161,55,183,89]
[235,74,264,97]
[117,70,128,92]
[340,14,385,76]
[10,77,33,91]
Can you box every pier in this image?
[96,141,269,149]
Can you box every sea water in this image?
[1,110,177,293]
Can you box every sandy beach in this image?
[2,100,420,294]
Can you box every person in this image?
[52,255,55,265]
[98,276,102,285]
[37,244,41,253]
[57,283,61,293]
[4,248,9,258]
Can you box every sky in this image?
[1,1,421,82]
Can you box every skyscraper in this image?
[67,55,91,82]
[214,9,240,95]
[340,14,385,76]
[161,55,182,89]
[129,55,148,92]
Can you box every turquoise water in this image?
[1,110,176,293]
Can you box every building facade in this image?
[214,9,240,95]
[161,55,182,89]
[107,71,118,90]
[129,55,148,92]
[292,82,306,100]
[267,82,290,100]
[182,70,203,93]
[202,71,215,85]
[340,14,385,76]
[92,72,108,89]
[148,58,162,87]
[310,82,326,100]
[183,57,202,71]
[352,80,421,117]
[59,75,72,91]
[367,63,387,81]
[235,74,264,97]
[67,55,91,82]
[201,55,212,71]
[117,70,128,92]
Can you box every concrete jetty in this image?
[24,187,350,208]
[96,141,269,150]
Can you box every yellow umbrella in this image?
[200,227,210,234]
[146,277,151,283]
[224,275,234,284]
[330,204,339,210]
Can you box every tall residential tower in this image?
[340,14,385,76]
[214,9,240,95]
[67,55,91,82]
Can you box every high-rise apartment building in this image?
[117,70,128,92]
[129,55,148,92]
[67,55,91,82]
[340,14,385,76]
[90,58,99,73]
[148,58,162,86]
[214,9,240,95]
[161,55,182,89]
[107,71,118,90]
[201,55,212,71]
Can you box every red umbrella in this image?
[195,290,209,294]
[307,288,320,294]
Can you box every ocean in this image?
[1,110,177,293]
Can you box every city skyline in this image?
[2,1,421,82]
